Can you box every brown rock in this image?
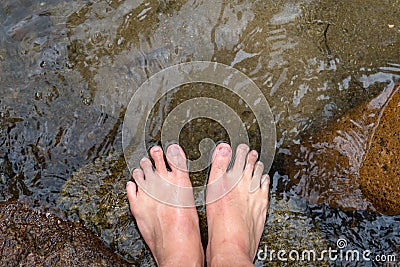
[0,198,130,266]
[360,84,400,215]
[285,83,400,215]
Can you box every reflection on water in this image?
[1,0,399,265]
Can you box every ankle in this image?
[158,256,204,267]
[207,252,253,267]
[156,248,204,267]
[207,244,253,267]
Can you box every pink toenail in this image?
[152,146,161,152]
[217,146,230,155]
[251,150,258,157]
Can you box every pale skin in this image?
[126,143,270,267]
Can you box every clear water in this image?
[1,0,399,266]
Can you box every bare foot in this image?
[126,144,204,267]
[206,143,270,267]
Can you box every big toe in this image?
[208,143,232,183]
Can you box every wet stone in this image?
[0,197,130,266]
[56,151,155,264]
[0,0,123,205]
[255,184,329,266]
[65,0,400,151]
[284,83,400,215]
[359,83,400,215]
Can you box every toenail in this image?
[169,145,180,156]
[217,146,230,155]
[152,146,161,152]
[238,144,249,150]
[251,150,258,157]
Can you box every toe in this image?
[126,180,138,210]
[261,174,270,196]
[150,146,167,175]
[140,157,154,177]
[231,143,250,173]
[132,168,145,182]
[244,150,258,178]
[209,143,232,182]
[249,161,264,193]
[165,144,188,174]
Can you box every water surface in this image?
[1,0,399,266]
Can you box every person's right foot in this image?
[206,143,270,267]
[126,144,204,267]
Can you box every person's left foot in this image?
[126,144,204,267]
[205,143,270,267]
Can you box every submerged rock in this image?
[285,83,400,215]
[256,177,329,266]
[66,0,400,151]
[0,197,129,266]
[359,83,400,215]
[0,0,124,205]
[56,152,155,264]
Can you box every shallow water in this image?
[1,0,399,266]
